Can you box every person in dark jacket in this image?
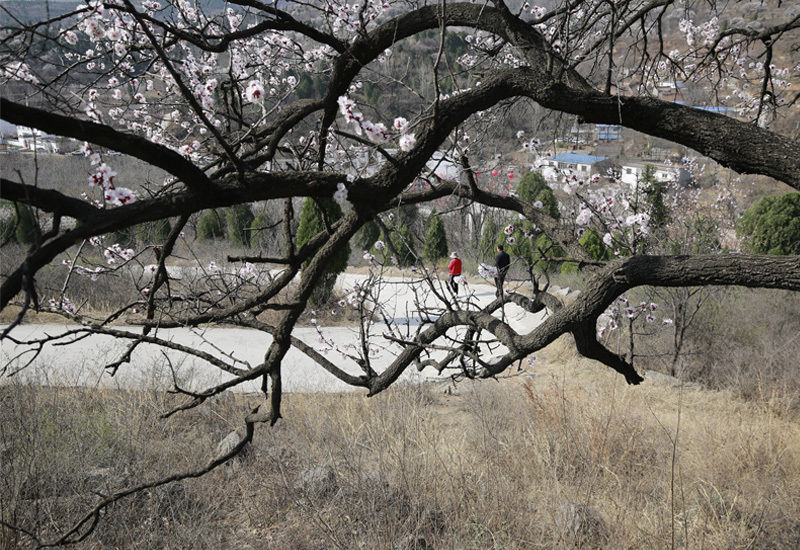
[447,251,462,293]
[494,245,510,297]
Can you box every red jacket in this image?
[448,258,462,275]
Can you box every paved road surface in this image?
[1,272,553,393]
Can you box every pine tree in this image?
[532,233,564,272]
[388,223,416,266]
[737,193,800,255]
[580,228,611,261]
[0,206,16,244]
[297,198,350,304]
[535,188,560,219]
[249,210,268,249]
[109,225,136,247]
[354,219,381,251]
[561,228,610,272]
[479,213,498,260]
[517,171,548,202]
[226,204,255,247]
[136,219,172,245]
[423,212,448,262]
[14,205,37,244]
[642,164,669,230]
[197,210,225,241]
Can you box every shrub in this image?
[197,210,225,241]
[737,193,800,255]
[297,198,350,304]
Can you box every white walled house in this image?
[540,153,611,179]
[619,160,691,187]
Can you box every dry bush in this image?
[622,286,800,412]
[3,356,800,548]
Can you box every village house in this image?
[618,159,692,187]
[539,153,611,181]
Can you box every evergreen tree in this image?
[517,171,548,202]
[297,198,350,304]
[388,223,417,266]
[249,210,268,249]
[535,188,560,219]
[354,219,381,251]
[109,225,136,246]
[737,193,800,255]
[561,228,611,272]
[642,164,669,230]
[498,171,561,269]
[14,205,37,244]
[226,204,255,247]
[479,213,498,260]
[580,228,611,261]
[0,206,16,243]
[136,219,172,245]
[532,233,564,272]
[423,212,448,262]
[197,210,225,241]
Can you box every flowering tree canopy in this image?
[2,0,800,542]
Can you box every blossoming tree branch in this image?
[1,0,800,542]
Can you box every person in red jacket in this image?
[448,251,462,294]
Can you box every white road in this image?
[1,272,554,393]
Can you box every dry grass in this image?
[3,345,799,548]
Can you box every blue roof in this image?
[674,101,734,114]
[552,153,608,164]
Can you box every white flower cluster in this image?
[84,144,137,206]
[239,262,259,279]
[598,295,663,339]
[104,243,135,265]
[48,297,76,314]
[337,96,416,150]
[334,181,348,203]
[477,263,498,279]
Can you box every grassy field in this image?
[2,336,799,548]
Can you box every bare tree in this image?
[1,0,800,543]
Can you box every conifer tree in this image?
[197,210,225,241]
[388,223,417,267]
[249,210,268,249]
[14,205,37,244]
[423,212,448,262]
[226,204,255,247]
[297,198,350,304]
[737,193,800,255]
[479,213,498,260]
[136,219,172,245]
[354,219,381,251]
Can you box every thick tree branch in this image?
[0,98,215,192]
